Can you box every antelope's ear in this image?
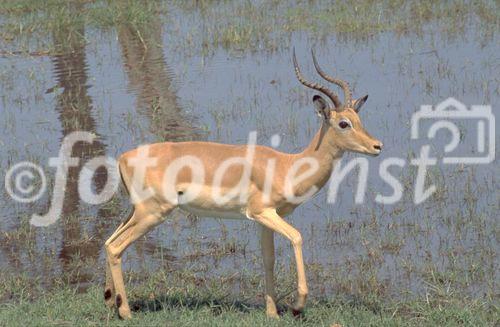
[313,95,330,120]
[352,94,368,112]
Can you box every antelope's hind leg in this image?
[261,225,279,318]
[104,202,173,319]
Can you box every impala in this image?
[104,49,383,319]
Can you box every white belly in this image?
[179,205,249,220]
[174,184,252,220]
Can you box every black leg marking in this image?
[116,294,122,308]
[104,289,112,300]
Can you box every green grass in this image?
[0,0,498,54]
[0,0,164,53]
[173,0,499,52]
[0,271,497,326]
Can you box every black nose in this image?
[373,144,383,151]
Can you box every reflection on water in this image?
[0,2,497,301]
[50,2,107,290]
[118,15,201,142]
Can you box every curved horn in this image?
[311,49,352,110]
[292,48,341,108]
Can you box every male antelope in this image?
[104,49,383,319]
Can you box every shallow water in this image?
[0,2,498,300]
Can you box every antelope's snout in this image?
[371,140,383,156]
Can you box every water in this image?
[0,2,498,300]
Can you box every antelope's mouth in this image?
[353,145,382,156]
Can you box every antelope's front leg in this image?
[253,209,308,315]
[261,225,278,318]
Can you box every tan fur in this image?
[104,78,382,320]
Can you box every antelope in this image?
[104,49,383,319]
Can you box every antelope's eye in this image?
[338,120,350,129]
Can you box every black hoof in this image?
[291,308,305,319]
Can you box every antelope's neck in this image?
[292,124,344,194]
